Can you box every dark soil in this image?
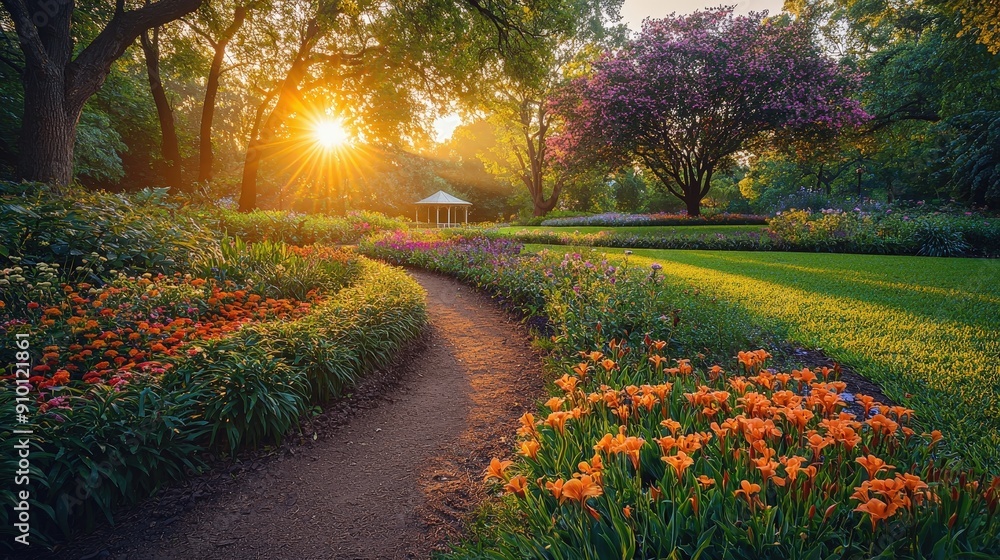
[780,344,896,416]
[36,271,545,560]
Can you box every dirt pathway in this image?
[45,271,544,560]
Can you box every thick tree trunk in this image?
[197,6,247,183]
[140,28,183,190]
[531,183,560,216]
[685,193,701,217]
[3,0,202,186]
[18,67,77,185]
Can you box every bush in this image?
[0,383,210,541]
[540,212,768,227]
[255,259,427,403]
[161,333,308,453]
[479,208,999,257]
[214,209,408,245]
[190,236,360,300]
[0,183,214,283]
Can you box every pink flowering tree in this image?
[551,8,868,216]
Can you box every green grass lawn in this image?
[499,224,765,236]
[529,244,1000,469]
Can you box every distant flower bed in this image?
[486,209,1000,257]
[541,212,768,227]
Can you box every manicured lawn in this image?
[498,224,766,236]
[529,244,1000,468]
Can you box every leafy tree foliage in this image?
[553,9,866,216]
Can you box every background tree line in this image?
[0,0,997,218]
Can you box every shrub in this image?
[0,183,214,282]
[254,259,427,403]
[913,219,970,257]
[480,209,998,257]
[161,333,308,453]
[214,209,407,245]
[191,236,360,300]
[540,212,768,227]
[0,383,210,541]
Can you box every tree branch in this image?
[66,0,204,111]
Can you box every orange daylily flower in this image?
[734,480,761,504]
[856,455,895,480]
[519,440,540,460]
[854,498,899,530]
[582,351,603,362]
[561,475,603,505]
[696,475,716,488]
[517,413,537,438]
[662,450,694,478]
[554,374,578,393]
[546,478,565,501]
[504,475,528,498]
[485,458,513,482]
[867,414,899,435]
[660,419,682,436]
[544,411,572,434]
[545,396,566,411]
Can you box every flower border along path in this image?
[40,270,545,560]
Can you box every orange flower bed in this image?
[4,274,319,394]
[482,340,1000,557]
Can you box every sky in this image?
[431,0,785,142]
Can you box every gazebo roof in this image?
[415,190,472,205]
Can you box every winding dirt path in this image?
[44,271,544,560]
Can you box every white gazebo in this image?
[414,190,472,227]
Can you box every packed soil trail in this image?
[49,271,545,560]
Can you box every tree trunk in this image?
[197,6,248,183]
[531,185,560,216]
[140,28,183,191]
[240,135,263,212]
[3,0,202,186]
[18,67,77,185]
[685,193,701,217]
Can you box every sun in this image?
[313,118,350,149]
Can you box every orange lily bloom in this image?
[734,480,761,504]
[662,450,694,478]
[485,458,513,482]
[854,498,899,530]
[561,474,603,505]
[504,475,528,498]
[856,455,895,480]
[519,440,540,460]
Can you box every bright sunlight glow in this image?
[313,118,350,149]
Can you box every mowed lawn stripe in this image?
[531,245,1000,469]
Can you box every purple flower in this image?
[651,263,663,271]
